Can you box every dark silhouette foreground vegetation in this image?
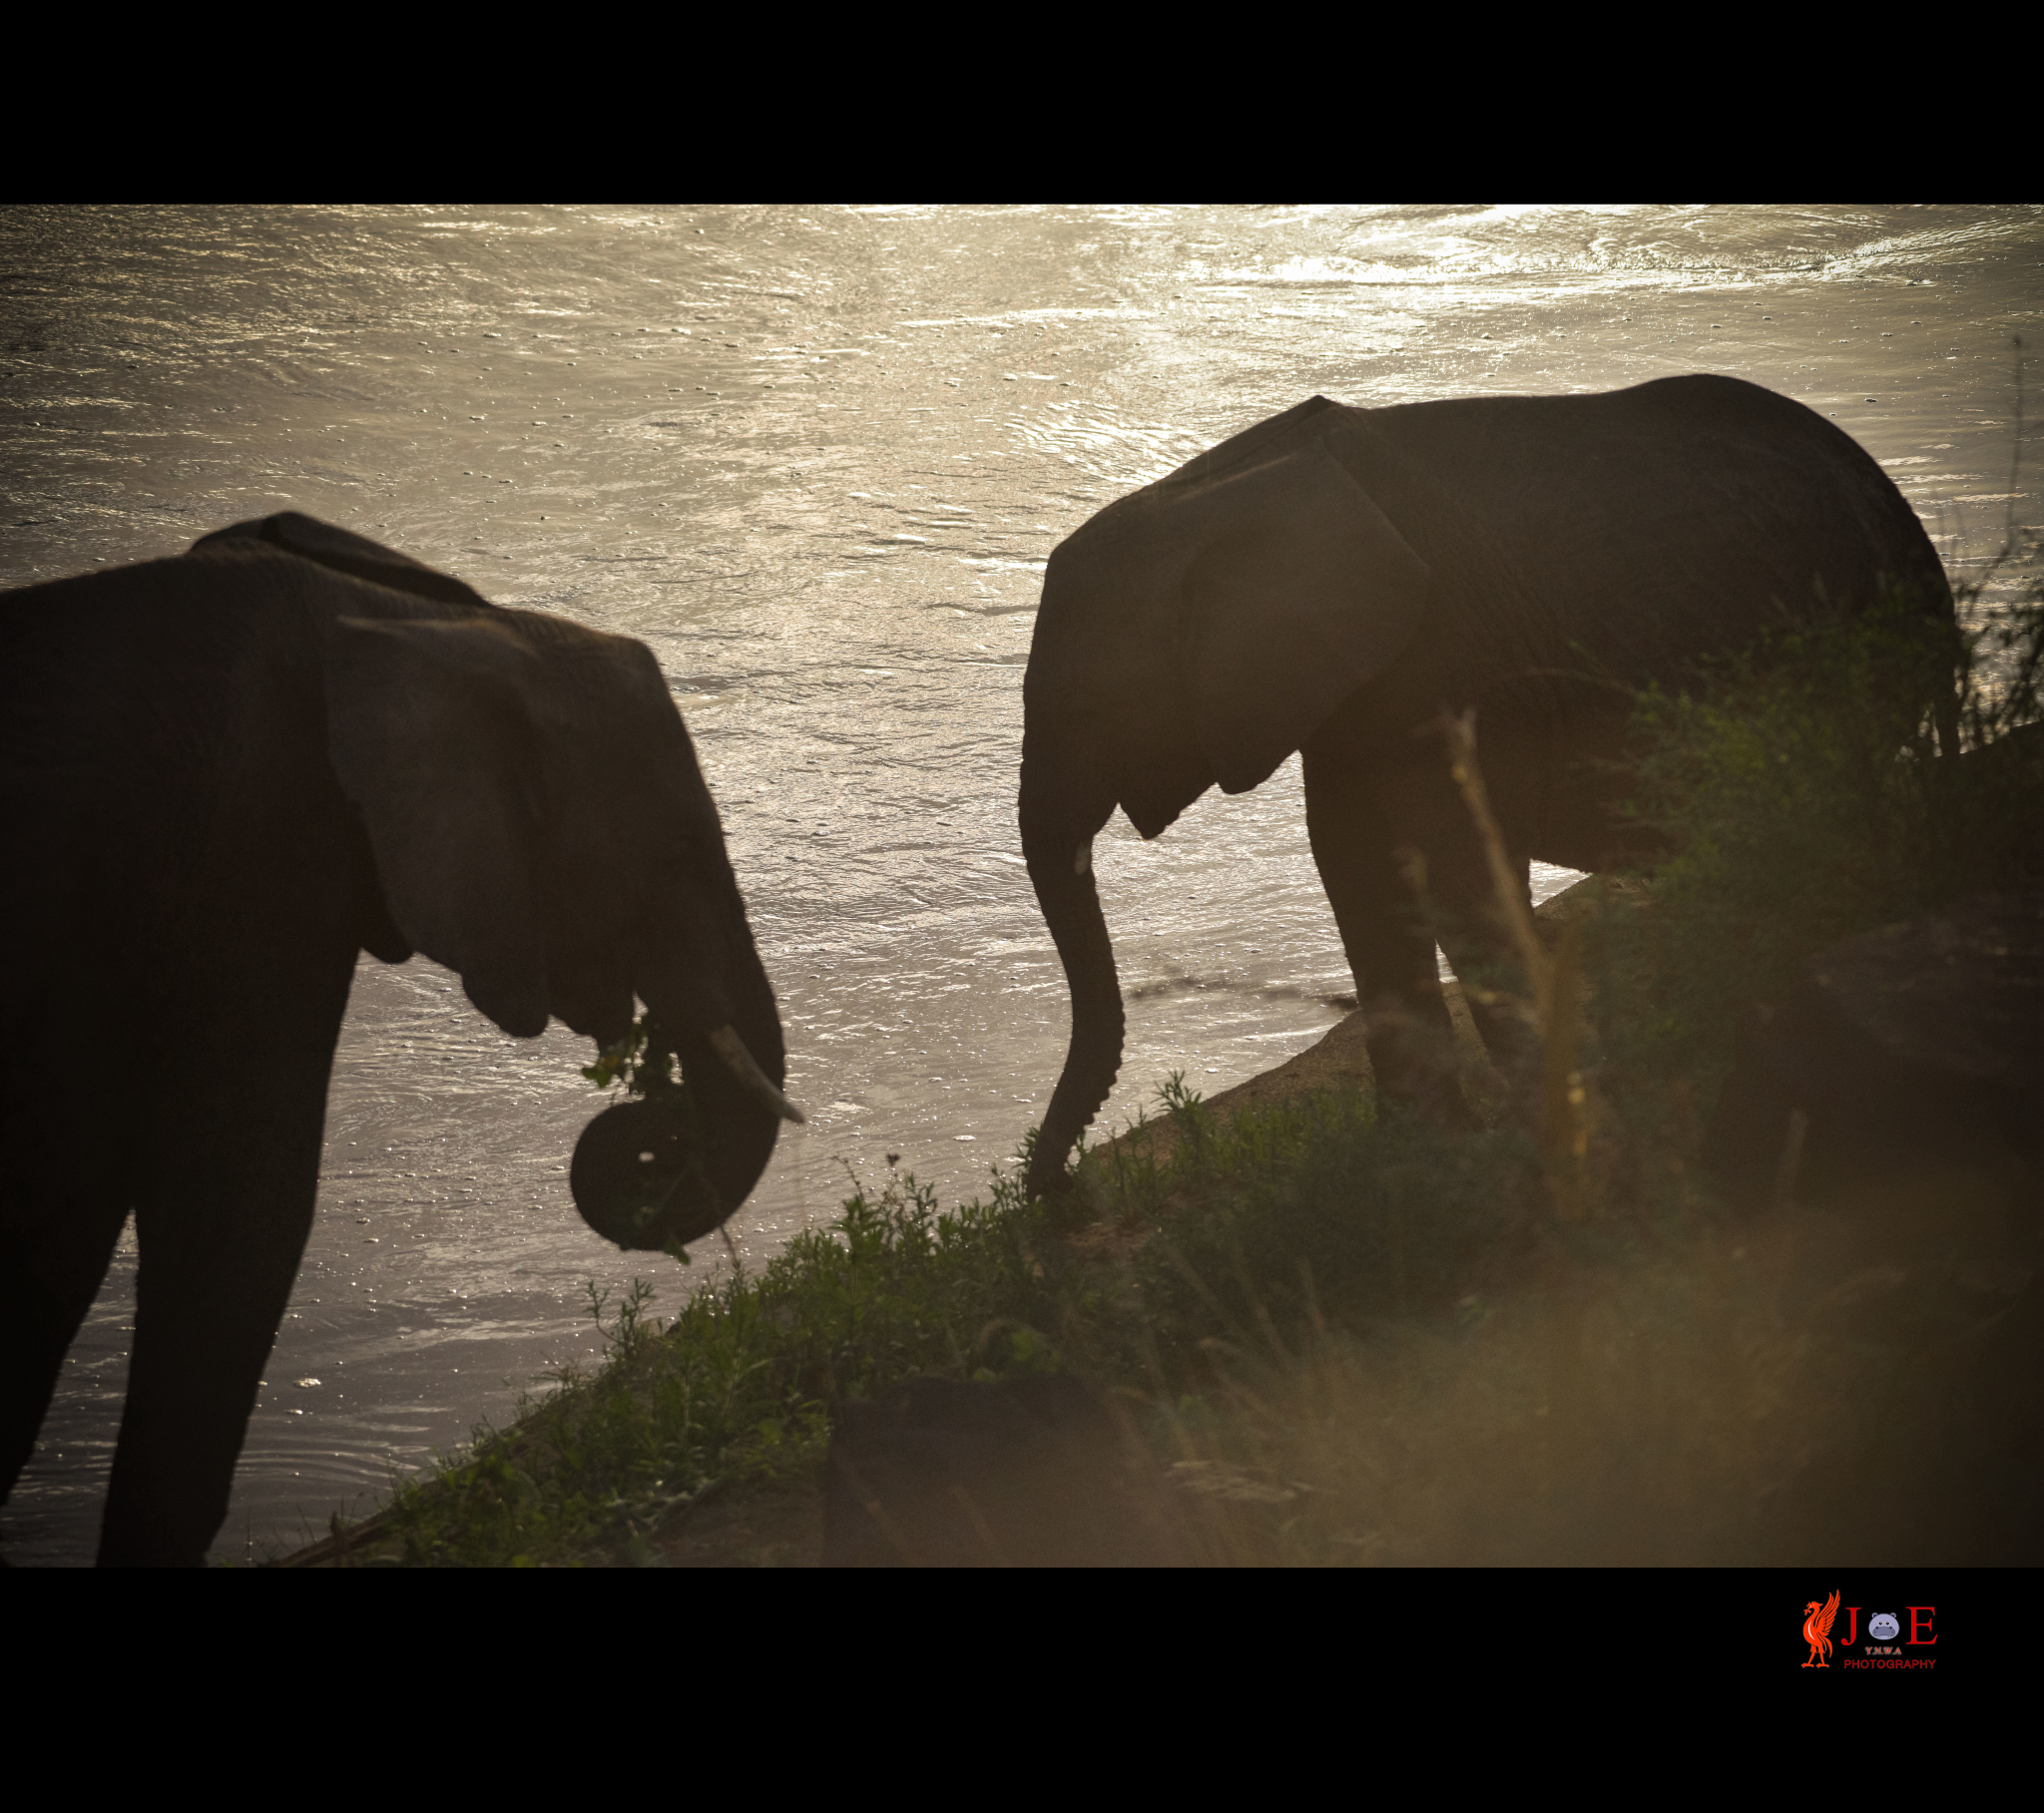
[283,548,2043,1567]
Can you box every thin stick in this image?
[1441,708,1551,1022]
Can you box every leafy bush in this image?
[1604,567,2042,1090]
[1108,1084,1533,1350]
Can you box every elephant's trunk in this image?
[670,1019,785,1214]
[636,873,791,1229]
[1021,763,1123,1203]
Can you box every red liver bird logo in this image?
[1802,1590,1841,1666]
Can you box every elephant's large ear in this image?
[321,615,552,1037]
[192,512,491,611]
[1177,439,1431,794]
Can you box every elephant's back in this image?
[1366,374,1939,590]
[1354,375,1949,695]
[1,558,342,959]
[1542,375,1936,581]
[2,555,326,768]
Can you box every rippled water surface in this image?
[3,204,2037,1563]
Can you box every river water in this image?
[2,205,2037,1564]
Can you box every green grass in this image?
[361,1159,1092,1567]
[314,549,2042,1568]
[1603,578,2041,1092]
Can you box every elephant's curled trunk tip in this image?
[709,1025,804,1124]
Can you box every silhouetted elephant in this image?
[1019,377,1951,1200]
[0,513,796,1565]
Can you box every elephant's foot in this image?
[1362,998,1479,1130]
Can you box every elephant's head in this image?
[191,513,798,1247]
[1019,399,1432,1201]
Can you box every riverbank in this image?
[269,886,1548,1569]
[266,1025,1468,1565]
[276,578,2044,1568]
[271,876,2040,1570]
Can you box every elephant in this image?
[1019,375,1952,1201]
[0,512,798,1566]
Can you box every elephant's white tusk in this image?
[708,1026,805,1124]
[1074,840,1092,877]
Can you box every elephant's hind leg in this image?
[0,1180,134,1511]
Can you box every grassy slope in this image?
[283,576,2044,1568]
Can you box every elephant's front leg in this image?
[0,1169,136,1512]
[103,1096,324,1568]
[1302,745,1472,1125]
[97,973,345,1569]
